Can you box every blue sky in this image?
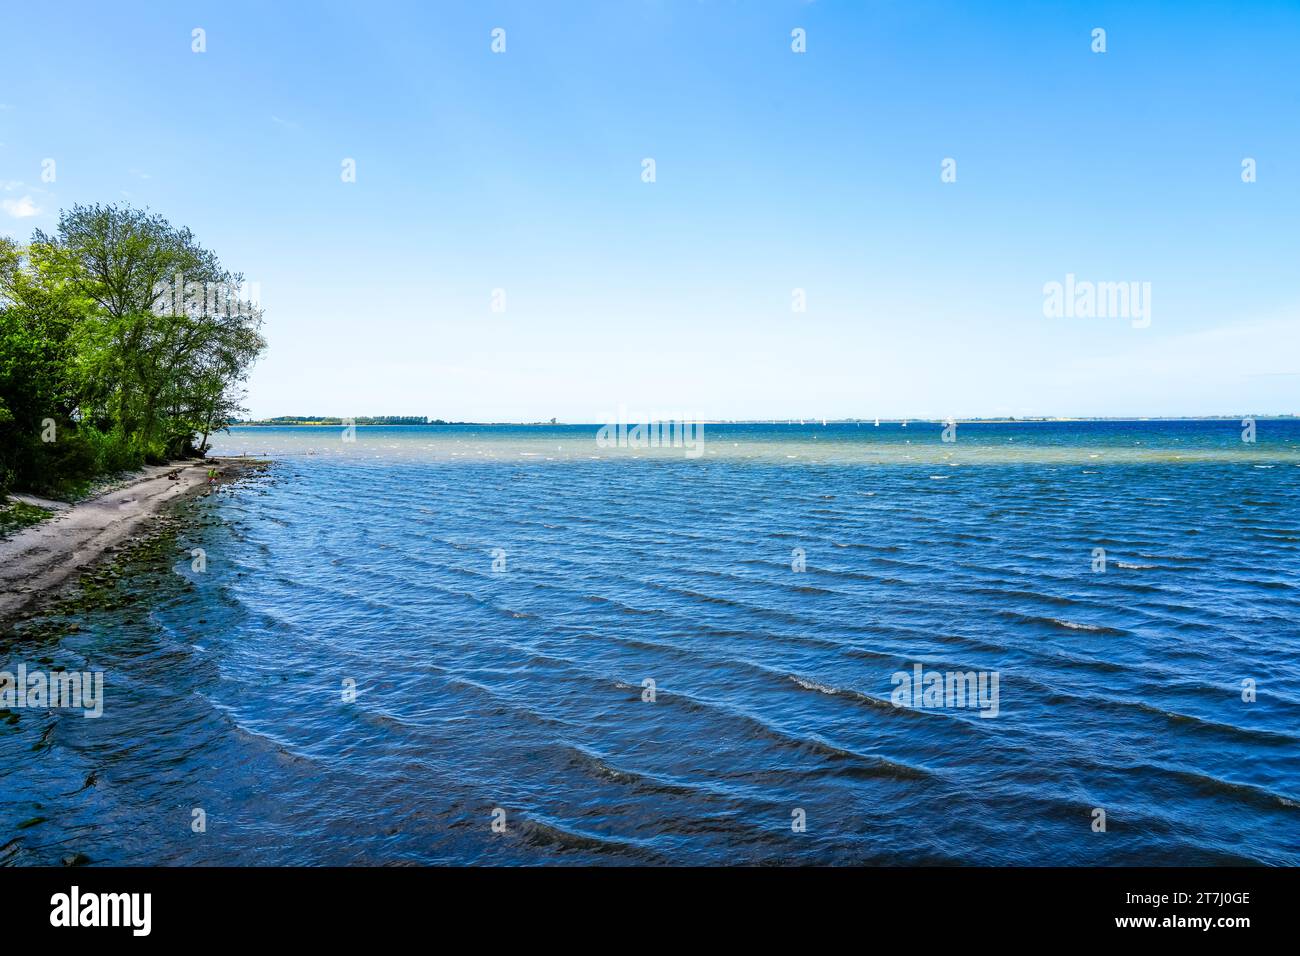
[2,0,1298,420]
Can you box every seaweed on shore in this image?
[0,516,178,650]
[0,500,54,538]
[2,523,193,665]
[0,460,270,651]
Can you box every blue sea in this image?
[3,421,1298,865]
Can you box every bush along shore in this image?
[0,203,266,503]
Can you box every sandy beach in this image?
[0,459,256,621]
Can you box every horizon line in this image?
[231,414,1299,425]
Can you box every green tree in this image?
[0,205,265,496]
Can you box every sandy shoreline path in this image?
[0,458,260,621]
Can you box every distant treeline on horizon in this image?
[239,416,439,426]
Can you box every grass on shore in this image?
[0,500,54,538]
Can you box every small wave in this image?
[798,737,933,781]
[789,675,839,695]
[1053,618,1106,631]
[1131,701,1300,745]
[564,745,700,797]
[1134,763,1300,812]
[582,594,668,616]
[517,817,642,855]
[998,610,1126,635]
[783,673,957,722]
[790,584,835,595]
[961,585,1079,607]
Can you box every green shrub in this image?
[80,425,142,475]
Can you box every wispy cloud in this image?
[2,195,41,218]
[270,115,301,131]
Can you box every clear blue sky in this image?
[3,1,1298,420]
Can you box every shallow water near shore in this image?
[3,421,1298,865]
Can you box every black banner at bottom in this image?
[0,866,1285,941]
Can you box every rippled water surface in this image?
[3,422,1299,865]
